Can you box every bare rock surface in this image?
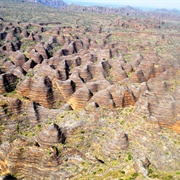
[35,123,66,146]
[0,4,180,179]
[17,76,54,108]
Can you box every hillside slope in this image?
[20,0,68,7]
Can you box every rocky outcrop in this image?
[135,69,180,134]
[28,49,43,64]
[2,42,15,52]
[0,139,63,179]
[35,123,66,146]
[55,79,75,101]
[68,86,92,109]
[17,76,54,108]
[89,89,115,109]
[0,96,22,120]
[0,20,178,114]
[33,63,60,81]
[9,51,27,67]
[35,43,49,59]
[134,155,151,177]
[104,130,129,155]
[0,9,180,180]
[22,59,37,72]
[130,69,146,83]
[0,73,18,94]
[21,29,29,38]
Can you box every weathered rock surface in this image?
[0,96,22,121]
[28,49,43,64]
[55,79,75,101]
[68,86,92,109]
[17,76,54,108]
[0,73,18,94]
[9,51,27,67]
[104,129,129,155]
[135,68,180,133]
[0,6,180,180]
[35,123,66,146]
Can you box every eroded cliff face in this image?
[0,5,180,179]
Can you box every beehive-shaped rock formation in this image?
[22,59,37,72]
[130,69,146,83]
[89,89,115,109]
[68,86,92,109]
[55,79,75,101]
[28,49,43,64]
[104,130,129,155]
[9,51,27,67]
[17,76,54,108]
[35,123,66,146]
[35,43,49,59]
[0,73,18,94]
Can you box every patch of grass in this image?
[127,72,132,78]
[106,74,114,83]
[20,40,37,52]
[110,159,119,167]
[26,71,35,77]
[51,43,63,53]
